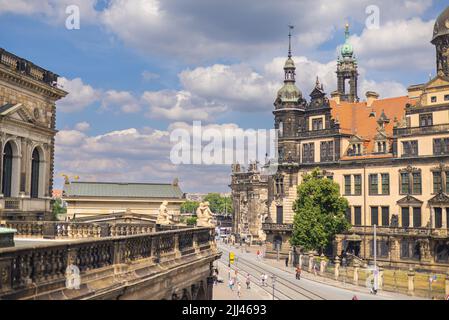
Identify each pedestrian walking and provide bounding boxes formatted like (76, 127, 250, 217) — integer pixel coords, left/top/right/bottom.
(285, 257, 289, 267)
(229, 278, 234, 291)
(261, 273, 265, 287)
(246, 274, 251, 289)
(295, 266, 302, 280)
(313, 263, 318, 276)
(352, 295, 358, 300)
(237, 282, 242, 298)
(256, 250, 260, 260)
(264, 274, 268, 287)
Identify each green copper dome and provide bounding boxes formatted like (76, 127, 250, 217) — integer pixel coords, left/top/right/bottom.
(277, 82, 302, 103)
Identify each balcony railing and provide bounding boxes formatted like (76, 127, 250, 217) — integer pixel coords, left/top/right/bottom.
(4, 221, 156, 239)
(0, 48, 59, 86)
(262, 223, 293, 232)
(0, 227, 215, 296)
(394, 124, 449, 137)
(349, 225, 449, 237)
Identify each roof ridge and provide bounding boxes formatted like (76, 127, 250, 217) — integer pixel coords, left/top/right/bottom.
(70, 181, 173, 186)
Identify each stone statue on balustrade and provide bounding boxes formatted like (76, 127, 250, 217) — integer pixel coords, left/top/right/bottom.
(196, 201, 215, 228)
(157, 201, 171, 225)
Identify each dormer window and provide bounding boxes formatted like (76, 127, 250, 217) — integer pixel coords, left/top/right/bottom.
(376, 141, 387, 153)
(348, 143, 362, 156)
(312, 118, 323, 131)
(419, 113, 433, 127)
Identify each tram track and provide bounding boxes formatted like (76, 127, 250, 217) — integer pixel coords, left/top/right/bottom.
(218, 246, 327, 300)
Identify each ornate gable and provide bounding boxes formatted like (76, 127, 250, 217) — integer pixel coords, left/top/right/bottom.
(1, 103, 38, 125)
(397, 195, 423, 205)
(429, 192, 449, 205)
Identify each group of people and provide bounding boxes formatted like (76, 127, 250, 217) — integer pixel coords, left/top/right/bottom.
(227, 268, 252, 298)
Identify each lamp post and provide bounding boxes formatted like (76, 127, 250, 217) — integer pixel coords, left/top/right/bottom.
(373, 224, 378, 292)
(271, 274, 277, 300)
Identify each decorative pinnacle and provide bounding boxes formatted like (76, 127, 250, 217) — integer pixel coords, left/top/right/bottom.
(288, 25, 294, 58)
(345, 23, 350, 41)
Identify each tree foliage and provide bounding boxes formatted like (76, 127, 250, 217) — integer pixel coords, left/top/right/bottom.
(52, 198, 67, 220)
(180, 201, 200, 214)
(291, 168, 350, 253)
(203, 193, 233, 214)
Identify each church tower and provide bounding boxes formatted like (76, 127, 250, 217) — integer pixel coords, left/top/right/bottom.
(273, 26, 306, 163)
(336, 24, 359, 102)
(431, 6, 449, 77)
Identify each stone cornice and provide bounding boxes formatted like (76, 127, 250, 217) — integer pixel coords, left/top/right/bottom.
(0, 65, 67, 101)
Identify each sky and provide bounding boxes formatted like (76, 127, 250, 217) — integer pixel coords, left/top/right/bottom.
(0, 0, 447, 193)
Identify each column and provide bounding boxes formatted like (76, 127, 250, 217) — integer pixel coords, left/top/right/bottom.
(442, 207, 447, 229)
(408, 268, 415, 296)
(334, 256, 340, 280)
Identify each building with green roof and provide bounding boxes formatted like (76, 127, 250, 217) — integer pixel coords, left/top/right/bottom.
(62, 180, 185, 219)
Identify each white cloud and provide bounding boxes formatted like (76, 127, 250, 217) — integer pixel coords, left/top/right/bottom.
(0, 0, 98, 23)
(101, 90, 141, 113)
(348, 18, 435, 71)
(57, 77, 101, 113)
(141, 70, 160, 81)
(74, 121, 90, 131)
(142, 90, 227, 121)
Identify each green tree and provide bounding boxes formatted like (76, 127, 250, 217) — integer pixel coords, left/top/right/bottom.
(52, 198, 67, 220)
(203, 193, 233, 214)
(291, 168, 350, 253)
(180, 201, 199, 214)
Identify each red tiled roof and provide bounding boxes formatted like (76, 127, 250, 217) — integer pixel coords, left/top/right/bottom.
(329, 96, 418, 157)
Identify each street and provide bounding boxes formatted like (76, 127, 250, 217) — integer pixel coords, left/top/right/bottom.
(214, 242, 423, 300)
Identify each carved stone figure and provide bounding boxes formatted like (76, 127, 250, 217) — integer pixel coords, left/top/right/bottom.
(196, 202, 214, 228)
(157, 201, 170, 225)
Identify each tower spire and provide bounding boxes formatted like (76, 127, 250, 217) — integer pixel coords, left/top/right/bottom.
(288, 25, 294, 58)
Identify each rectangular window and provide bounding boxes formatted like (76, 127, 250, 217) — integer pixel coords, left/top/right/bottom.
(401, 207, 410, 228)
(320, 141, 334, 162)
(403, 141, 418, 156)
(345, 207, 352, 224)
(412, 172, 422, 195)
(371, 207, 379, 226)
(433, 171, 442, 193)
(445, 139, 449, 154)
(431, 96, 437, 103)
(302, 143, 315, 163)
(312, 118, 323, 131)
(413, 207, 422, 228)
(401, 241, 410, 258)
(434, 138, 443, 155)
(381, 174, 390, 195)
(435, 207, 443, 229)
(447, 209, 449, 230)
(354, 206, 362, 226)
(401, 173, 410, 194)
(445, 94, 449, 101)
(344, 175, 351, 195)
(369, 174, 378, 195)
(354, 175, 362, 196)
(419, 113, 433, 127)
(381, 207, 390, 226)
(276, 206, 284, 225)
(446, 171, 449, 193)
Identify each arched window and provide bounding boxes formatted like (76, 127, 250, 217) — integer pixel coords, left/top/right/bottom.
(2, 142, 13, 197)
(435, 243, 449, 263)
(31, 148, 40, 198)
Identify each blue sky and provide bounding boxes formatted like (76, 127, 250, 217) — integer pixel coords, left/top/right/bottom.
(0, 0, 447, 192)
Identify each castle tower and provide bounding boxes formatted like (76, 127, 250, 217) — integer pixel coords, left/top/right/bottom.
(273, 26, 306, 162)
(336, 24, 359, 102)
(431, 6, 449, 77)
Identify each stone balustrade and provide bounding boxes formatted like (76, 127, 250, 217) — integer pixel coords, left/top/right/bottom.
(4, 221, 156, 239)
(0, 227, 216, 299)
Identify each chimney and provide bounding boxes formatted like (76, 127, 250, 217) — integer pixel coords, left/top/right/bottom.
(366, 91, 379, 107)
(330, 90, 341, 105)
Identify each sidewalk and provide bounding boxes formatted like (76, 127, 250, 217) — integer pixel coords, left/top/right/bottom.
(213, 259, 271, 300)
(221, 242, 422, 300)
